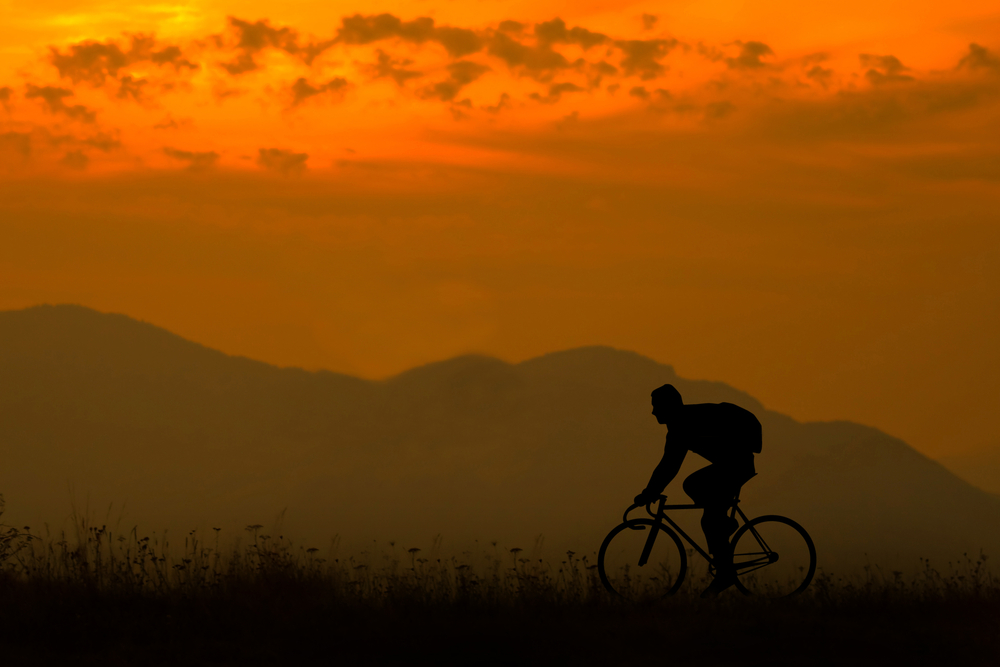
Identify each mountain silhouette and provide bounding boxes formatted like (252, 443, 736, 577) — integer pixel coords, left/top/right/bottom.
(1, 304, 998, 570)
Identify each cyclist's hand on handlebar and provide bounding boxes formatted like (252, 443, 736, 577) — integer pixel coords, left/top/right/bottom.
(633, 489, 659, 506)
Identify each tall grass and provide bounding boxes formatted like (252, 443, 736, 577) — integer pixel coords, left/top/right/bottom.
(0, 495, 997, 606)
(0, 496, 998, 665)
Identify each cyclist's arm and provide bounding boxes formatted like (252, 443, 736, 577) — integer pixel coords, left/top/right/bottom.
(641, 436, 687, 496)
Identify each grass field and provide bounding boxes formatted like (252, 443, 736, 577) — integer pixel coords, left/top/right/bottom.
(0, 501, 998, 666)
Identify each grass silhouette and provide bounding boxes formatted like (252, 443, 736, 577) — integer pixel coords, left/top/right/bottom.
(0, 497, 997, 665)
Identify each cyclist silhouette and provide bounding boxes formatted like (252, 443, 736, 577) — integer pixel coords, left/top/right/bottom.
(634, 384, 762, 596)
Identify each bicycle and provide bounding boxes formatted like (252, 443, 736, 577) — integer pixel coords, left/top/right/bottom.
(598, 493, 816, 599)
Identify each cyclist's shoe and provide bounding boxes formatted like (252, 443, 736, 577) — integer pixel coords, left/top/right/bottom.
(700, 571, 736, 598)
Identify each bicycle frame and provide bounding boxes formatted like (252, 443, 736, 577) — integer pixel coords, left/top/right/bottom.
(626, 496, 756, 567)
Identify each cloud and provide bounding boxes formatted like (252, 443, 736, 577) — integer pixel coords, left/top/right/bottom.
(534, 18, 607, 49)
(434, 27, 483, 58)
(726, 41, 775, 69)
(958, 44, 1000, 72)
(449, 98, 473, 121)
(290, 77, 349, 106)
(628, 85, 669, 102)
(153, 115, 194, 130)
(486, 32, 573, 81)
(336, 14, 482, 57)
(615, 39, 679, 80)
(60, 150, 88, 170)
(116, 75, 148, 102)
(705, 100, 736, 119)
(257, 147, 308, 175)
(363, 50, 422, 85)
(641, 14, 659, 31)
(421, 61, 490, 101)
(25, 84, 96, 122)
(806, 65, 833, 88)
(0, 86, 11, 111)
(529, 82, 584, 104)
(49, 34, 195, 85)
(222, 17, 335, 74)
(149, 45, 198, 71)
(860, 54, 913, 85)
(164, 147, 219, 170)
(50, 39, 129, 84)
(482, 92, 512, 114)
(81, 132, 121, 152)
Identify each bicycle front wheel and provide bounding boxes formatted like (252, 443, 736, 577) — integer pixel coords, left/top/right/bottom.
(598, 519, 687, 600)
(731, 515, 816, 598)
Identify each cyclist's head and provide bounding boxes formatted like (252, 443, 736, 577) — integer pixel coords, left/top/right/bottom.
(651, 384, 683, 423)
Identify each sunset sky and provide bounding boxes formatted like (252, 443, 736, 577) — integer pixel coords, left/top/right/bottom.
(1, 0, 998, 459)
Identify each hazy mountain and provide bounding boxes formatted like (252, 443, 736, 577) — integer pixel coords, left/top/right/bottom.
(937, 444, 1000, 497)
(1, 304, 998, 571)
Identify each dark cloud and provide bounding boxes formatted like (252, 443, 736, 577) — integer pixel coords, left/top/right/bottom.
(290, 77, 349, 106)
(164, 146, 219, 170)
(364, 50, 422, 85)
(149, 46, 199, 71)
(50, 39, 129, 84)
(60, 150, 89, 170)
(421, 61, 489, 101)
(726, 41, 774, 69)
(629, 86, 671, 111)
(257, 147, 308, 175)
(756, 71, 998, 143)
(0, 86, 11, 111)
(482, 92, 512, 114)
(629, 85, 650, 100)
(25, 85, 96, 122)
(958, 44, 1000, 72)
(641, 14, 659, 31)
(153, 115, 194, 130)
(434, 27, 483, 58)
(230, 17, 298, 52)
(529, 81, 584, 104)
(223, 17, 294, 74)
(697, 43, 725, 63)
(806, 65, 833, 88)
(336, 14, 482, 57)
(450, 98, 473, 121)
(534, 18, 607, 49)
(116, 75, 148, 102)
(588, 60, 618, 87)
(486, 32, 573, 81)
(222, 17, 335, 74)
(49, 34, 195, 85)
(705, 101, 736, 119)
(860, 54, 913, 85)
(615, 39, 678, 80)
(81, 132, 121, 152)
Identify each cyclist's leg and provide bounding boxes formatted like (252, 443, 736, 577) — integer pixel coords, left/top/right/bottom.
(683, 466, 750, 575)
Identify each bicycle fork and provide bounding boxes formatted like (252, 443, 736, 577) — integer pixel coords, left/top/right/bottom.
(637, 501, 664, 567)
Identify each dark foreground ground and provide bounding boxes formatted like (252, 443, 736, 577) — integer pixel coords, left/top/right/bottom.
(1, 579, 998, 666)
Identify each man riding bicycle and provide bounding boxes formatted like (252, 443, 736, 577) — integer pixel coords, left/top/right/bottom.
(633, 384, 762, 596)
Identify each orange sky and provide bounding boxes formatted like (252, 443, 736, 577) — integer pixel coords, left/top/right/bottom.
(1, 1, 999, 458)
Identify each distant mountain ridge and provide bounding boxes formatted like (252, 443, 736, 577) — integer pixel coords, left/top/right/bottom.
(1, 304, 998, 570)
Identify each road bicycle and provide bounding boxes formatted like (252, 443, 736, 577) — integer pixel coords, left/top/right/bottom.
(598, 493, 816, 599)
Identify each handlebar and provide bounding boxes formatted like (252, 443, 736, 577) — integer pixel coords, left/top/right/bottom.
(622, 495, 667, 524)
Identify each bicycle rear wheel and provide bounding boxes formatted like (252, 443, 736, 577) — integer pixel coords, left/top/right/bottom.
(731, 515, 816, 598)
(598, 519, 687, 599)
